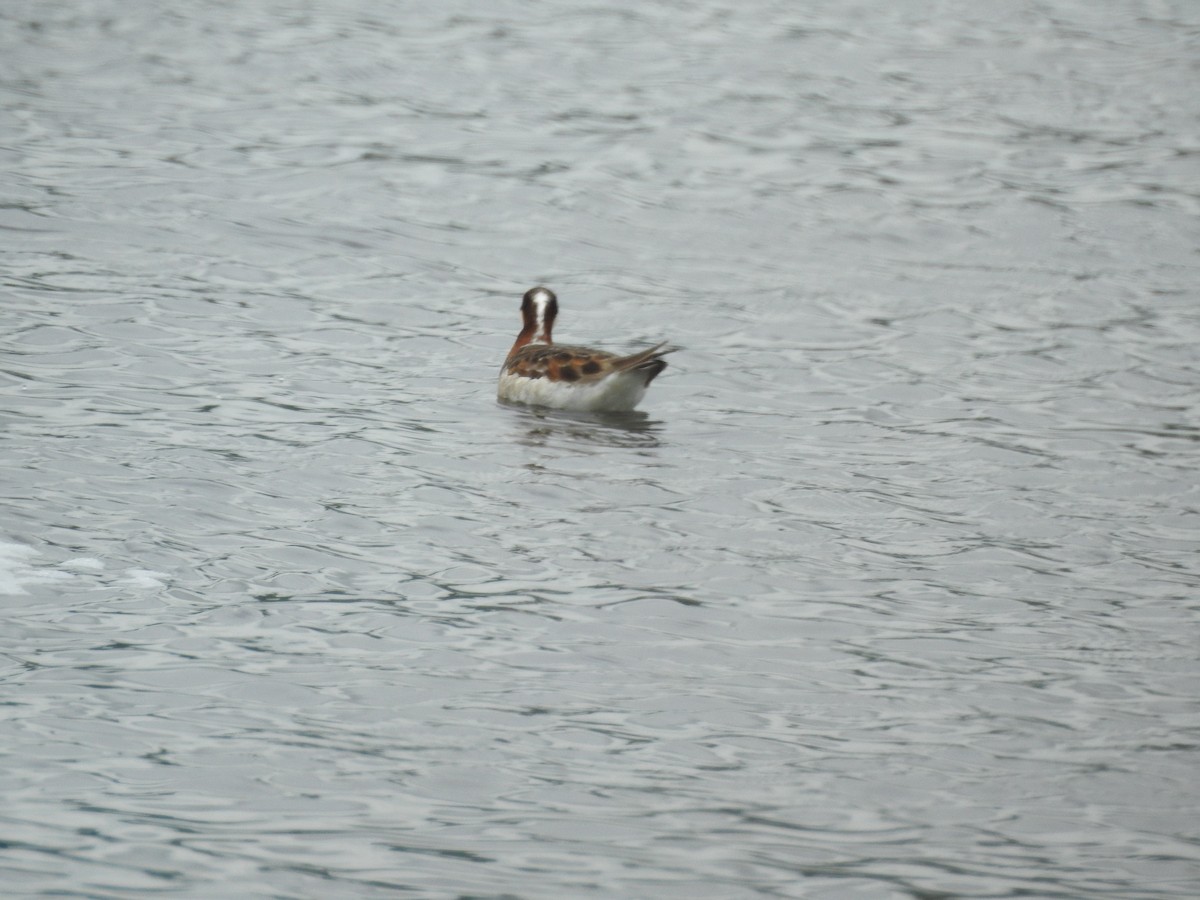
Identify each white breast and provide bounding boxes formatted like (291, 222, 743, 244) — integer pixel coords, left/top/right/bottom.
(497, 369, 649, 412)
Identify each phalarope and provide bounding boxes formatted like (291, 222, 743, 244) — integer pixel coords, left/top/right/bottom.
(498, 286, 674, 412)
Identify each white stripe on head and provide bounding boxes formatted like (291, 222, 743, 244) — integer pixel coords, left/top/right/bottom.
(528, 287, 555, 341)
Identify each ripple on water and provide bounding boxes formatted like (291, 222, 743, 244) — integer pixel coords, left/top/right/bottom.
(3, 0, 1200, 897)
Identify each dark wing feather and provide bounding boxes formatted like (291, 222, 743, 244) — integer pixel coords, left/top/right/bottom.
(506, 342, 675, 385)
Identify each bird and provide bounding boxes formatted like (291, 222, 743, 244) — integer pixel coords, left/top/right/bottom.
(497, 286, 674, 412)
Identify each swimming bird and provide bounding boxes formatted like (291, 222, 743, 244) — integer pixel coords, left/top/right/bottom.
(497, 286, 674, 412)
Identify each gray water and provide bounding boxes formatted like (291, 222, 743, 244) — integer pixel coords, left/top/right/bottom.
(3, 1, 1199, 897)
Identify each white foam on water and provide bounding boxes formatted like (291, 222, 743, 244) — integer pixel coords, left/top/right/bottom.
(124, 569, 169, 589)
(0, 540, 74, 596)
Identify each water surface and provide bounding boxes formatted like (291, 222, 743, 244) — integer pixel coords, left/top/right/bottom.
(3, 1, 1199, 897)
